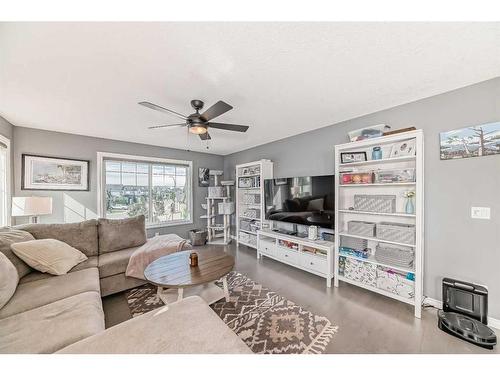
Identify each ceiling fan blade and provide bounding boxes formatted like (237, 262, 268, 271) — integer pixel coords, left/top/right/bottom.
(199, 132, 211, 141)
(200, 101, 233, 121)
(208, 122, 249, 132)
(138, 101, 187, 121)
(148, 123, 186, 130)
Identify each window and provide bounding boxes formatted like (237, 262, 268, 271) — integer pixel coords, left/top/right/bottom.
(0, 136, 10, 227)
(98, 153, 192, 227)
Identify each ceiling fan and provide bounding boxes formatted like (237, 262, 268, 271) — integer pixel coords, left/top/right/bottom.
(139, 99, 249, 140)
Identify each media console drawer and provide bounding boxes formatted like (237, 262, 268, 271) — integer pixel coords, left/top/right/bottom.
(259, 241, 277, 257)
(300, 254, 327, 275)
(276, 248, 299, 265)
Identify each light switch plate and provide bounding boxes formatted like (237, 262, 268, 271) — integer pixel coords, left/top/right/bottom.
(471, 207, 491, 220)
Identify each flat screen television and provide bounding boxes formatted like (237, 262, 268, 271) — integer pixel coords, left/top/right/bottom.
(264, 175, 335, 230)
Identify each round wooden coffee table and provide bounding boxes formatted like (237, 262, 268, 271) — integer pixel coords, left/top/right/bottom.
(144, 248, 234, 305)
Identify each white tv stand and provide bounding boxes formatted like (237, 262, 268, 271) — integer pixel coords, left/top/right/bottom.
(257, 228, 335, 287)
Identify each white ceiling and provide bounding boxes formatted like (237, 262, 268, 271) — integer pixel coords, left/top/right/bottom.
(1, 22, 499, 155)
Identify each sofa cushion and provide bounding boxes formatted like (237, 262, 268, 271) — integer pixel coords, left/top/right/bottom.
(98, 215, 147, 253)
(0, 268, 100, 319)
(0, 291, 105, 354)
(0, 253, 18, 310)
(0, 228, 34, 278)
(57, 296, 251, 354)
(18, 256, 98, 284)
(16, 219, 99, 257)
(98, 246, 138, 278)
(11, 239, 88, 275)
(100, 272, 147, 297)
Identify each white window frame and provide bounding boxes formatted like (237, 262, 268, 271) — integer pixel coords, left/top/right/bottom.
(97, 152, 193, 228)
(0, 135, 11, 227)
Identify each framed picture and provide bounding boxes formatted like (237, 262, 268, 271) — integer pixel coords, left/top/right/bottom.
(198, 167, 210, 187)
(340, 151, 367, 164)
(440, 121, 500, 160)
(22, 154, 89, 191)
(390, 139, 416, 158)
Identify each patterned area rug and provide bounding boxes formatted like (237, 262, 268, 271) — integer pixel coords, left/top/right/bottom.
(126, 271, 338, 354)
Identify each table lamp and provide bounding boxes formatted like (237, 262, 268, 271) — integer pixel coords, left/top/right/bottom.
(11, 196, 53, 224)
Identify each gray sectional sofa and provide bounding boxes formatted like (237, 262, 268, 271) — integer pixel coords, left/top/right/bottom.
(0, 218, 251, 354)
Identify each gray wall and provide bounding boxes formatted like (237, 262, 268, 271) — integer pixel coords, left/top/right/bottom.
(12, 127, 224, 238)
(0, 116, 13, 140)
(224, 77, 500, 317)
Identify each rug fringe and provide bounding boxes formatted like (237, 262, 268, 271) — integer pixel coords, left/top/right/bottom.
(303, 324, 339, 354)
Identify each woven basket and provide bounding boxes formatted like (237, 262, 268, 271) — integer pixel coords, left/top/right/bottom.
(347, 221, 376, 237)
(189, 230, 207, 246)
(354, 195, 396, 213)
(377, 222, 415, 245)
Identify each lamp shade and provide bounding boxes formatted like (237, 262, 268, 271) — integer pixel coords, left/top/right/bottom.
(12, 196, 53, 217)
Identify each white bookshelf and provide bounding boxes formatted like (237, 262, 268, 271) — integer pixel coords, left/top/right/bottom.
(235, 160, 273, 249)
(334, 130, 424, 318)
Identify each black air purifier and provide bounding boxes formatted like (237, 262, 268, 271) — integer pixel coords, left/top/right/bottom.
(438, 278, 496, 349)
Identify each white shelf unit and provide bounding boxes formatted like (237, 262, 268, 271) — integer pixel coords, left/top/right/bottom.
(235, 160, 273, 249)
(334, 130, 424, 318)
(257, 229, 335, 287)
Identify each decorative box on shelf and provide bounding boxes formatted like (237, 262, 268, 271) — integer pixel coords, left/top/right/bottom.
(343, 257, 377, 287)
(376, 267, 415, 299)
(377, 222, 416, 245)
(374, 168, 415, 184)
(340, 171, 373, 185)
(353, 194, 396, 213)
(347, 220, 376, 237)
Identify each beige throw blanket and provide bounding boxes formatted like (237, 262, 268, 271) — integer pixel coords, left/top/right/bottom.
(125, 234, 192, 280)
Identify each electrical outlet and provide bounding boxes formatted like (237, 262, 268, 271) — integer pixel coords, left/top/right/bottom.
(471, 207, 491, 220)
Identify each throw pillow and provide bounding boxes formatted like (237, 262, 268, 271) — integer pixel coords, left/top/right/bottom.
(17, 219, 99, 257)
(10, 239, 88, 276)
(0, 252, 19, 309)
(307, 198, 324, 212)
(98, 215, 147, 253)
(0, 228, 35, 278)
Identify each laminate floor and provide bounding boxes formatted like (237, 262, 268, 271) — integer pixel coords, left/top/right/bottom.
(103, 242, 499, 354)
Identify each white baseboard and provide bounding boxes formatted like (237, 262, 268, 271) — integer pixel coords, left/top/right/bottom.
(423, 297, 500, 330)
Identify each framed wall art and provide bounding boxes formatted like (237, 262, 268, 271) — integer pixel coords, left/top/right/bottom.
(340, 151, 367, 164)
(22, 154, 90, 191)
(440, 121, 500, 160)
(198, 167, 210, 187)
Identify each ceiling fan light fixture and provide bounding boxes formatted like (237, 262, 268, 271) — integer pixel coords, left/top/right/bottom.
(189, 124, 207, 134)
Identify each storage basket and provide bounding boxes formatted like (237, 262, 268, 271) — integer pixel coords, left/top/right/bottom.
(208, 187, 226, 198)
(375, 243, 414, 269)
(347, 220, 376, 237)
(340, 236, 368, 251)
(189, 229, 207, 246)
(242, 194, 260, 204)
(376, 266, 415, 299)
(242, 209, 258, 219)
(344, 258, 377, 287)
(377, 222, 415, 245)
(354, 194, 396, 213)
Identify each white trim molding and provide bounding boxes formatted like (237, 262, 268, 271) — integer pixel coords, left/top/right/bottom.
(423, 297, 500, 330)
(0, 134, 11, 227)
(96, 151, 193, 228)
